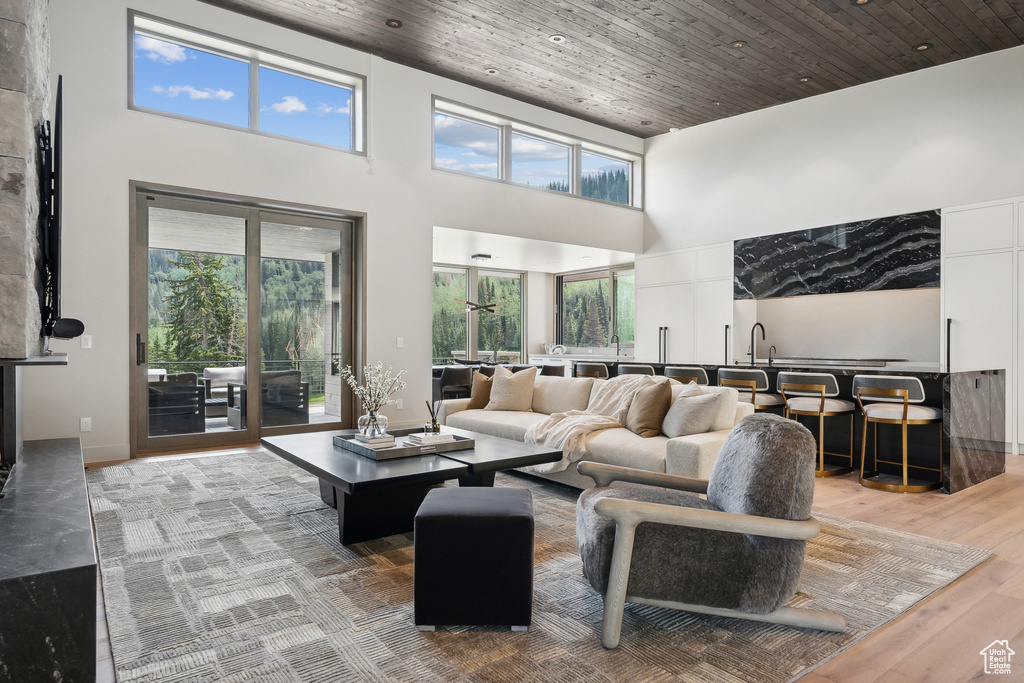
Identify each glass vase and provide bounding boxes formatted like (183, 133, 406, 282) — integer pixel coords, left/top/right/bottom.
(358, 410, 388, 438)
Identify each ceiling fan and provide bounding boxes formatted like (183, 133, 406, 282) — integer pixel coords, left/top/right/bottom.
(453, 297, 504, 314)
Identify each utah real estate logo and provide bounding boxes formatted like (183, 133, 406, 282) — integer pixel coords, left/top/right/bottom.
(980, 640, 1015, 675)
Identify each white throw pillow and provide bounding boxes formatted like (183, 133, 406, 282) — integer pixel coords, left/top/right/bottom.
(661, 391, 721, 438)
(485, 365, 537, 412)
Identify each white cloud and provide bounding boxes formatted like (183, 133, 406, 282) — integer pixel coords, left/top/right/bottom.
(135, 36, 187, 64)
(152, 85, 234, 100)
(434, 157, 498, 175)
(510, 136, 568, 162)
(434, 115, 499, 157)
(315, 102, 350, 115)
(271, 96, 307, 114)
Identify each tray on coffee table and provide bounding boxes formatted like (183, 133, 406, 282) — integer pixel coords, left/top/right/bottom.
(332, 430, 475, 461)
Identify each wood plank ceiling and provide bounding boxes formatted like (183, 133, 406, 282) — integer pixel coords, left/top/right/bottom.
(200, 0, 1024, 137)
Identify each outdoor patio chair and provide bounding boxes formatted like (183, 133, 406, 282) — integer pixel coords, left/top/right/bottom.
(226, 370, 309, 429)
(148, 372, 205, 436)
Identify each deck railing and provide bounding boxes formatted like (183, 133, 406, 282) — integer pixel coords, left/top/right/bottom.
(149, 359, 327, 398)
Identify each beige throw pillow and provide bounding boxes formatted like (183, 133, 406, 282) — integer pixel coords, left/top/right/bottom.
(466, 371, 493, 410)
(625, 379, 673, 438)
(661, 392, 722, 438)
(484, 365, 537, 412)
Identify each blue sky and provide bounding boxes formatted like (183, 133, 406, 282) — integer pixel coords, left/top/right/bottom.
(433, 113, 628, 189)
(133, 34, 352, 149)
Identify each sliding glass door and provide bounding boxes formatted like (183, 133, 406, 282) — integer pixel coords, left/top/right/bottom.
(132, 192, 354, 454)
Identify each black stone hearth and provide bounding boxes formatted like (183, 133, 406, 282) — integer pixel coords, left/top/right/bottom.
(0, 438, 97, 683)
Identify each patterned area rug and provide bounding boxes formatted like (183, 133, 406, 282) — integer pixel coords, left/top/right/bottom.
(87, 451, 991, 682)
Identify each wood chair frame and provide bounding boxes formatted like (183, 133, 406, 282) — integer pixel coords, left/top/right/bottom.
(577, 461, 846, 649)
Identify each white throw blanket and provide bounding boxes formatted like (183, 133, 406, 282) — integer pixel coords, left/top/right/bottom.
(524, 374, 654, 474)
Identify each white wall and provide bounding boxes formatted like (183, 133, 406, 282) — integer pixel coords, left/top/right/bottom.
(645, 44, 1024, 251)
(744, 288, 940, 363)
(24, 0, 643, 462)
(643, 43, 1024, 368)
(526, 270, 554, 355)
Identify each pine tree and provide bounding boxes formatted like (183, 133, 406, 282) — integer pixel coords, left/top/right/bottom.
(165, 252, 245, 363)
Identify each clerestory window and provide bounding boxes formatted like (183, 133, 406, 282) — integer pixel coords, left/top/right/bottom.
(130, 13, 364, 153)
(432, 99, 641, 208)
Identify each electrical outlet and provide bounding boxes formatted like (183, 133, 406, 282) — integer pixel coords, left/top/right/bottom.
(81, 335, 92, 349)
(80, 417, 92, 432)
(396, 399, 403, 410)
(397, 336, 404, 348)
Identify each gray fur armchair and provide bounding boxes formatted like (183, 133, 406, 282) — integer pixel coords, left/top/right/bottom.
(576, 413, 846, 649)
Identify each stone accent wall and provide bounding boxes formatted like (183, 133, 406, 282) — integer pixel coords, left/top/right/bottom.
(0, 0, 47, 358)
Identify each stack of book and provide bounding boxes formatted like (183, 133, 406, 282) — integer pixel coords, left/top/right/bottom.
(406, 432, 456, 446)
(353, 433, 395, 449)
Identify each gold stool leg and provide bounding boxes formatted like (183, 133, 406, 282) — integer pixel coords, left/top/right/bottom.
(819, 413, 825, 472)
(902, 420, 909, 488)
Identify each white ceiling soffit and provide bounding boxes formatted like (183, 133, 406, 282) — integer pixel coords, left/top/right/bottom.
(148, 209, 343, 261)
(432, 226, 635, 274)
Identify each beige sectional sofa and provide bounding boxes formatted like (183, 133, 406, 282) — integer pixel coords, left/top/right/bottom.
(438, 374, 754, 489)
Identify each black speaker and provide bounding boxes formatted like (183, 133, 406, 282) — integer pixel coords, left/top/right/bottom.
(51, 317, 84, 340)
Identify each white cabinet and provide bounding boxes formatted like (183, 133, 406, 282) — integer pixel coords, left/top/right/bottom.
(1019, 251, 1024, 453)
(941, 199, 1018, 450)
(944, 253, 1014, 374)
(635, 283, 695, 363)
(695, 279, 733, 364)
(635, 242, 733, 365)
(944, 202, 1014, 254)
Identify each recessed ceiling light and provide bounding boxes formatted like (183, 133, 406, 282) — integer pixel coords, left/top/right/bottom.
(548, 34, 566, 44)
(610, 98, 629, 107)
(669, 127, 680, 133)
(913, 42, 933, 51)
(798, 76, 812, 83)
(730, 40, 747, 49)
(640, 120, 652, 126)
(483, 67, 499, 75)
(642, 72, 656, 80)
(712, 101, 722, 106)
(385, 18, 402, 29)
(574, 97, 586, 103)
(850, 0, 872, 5)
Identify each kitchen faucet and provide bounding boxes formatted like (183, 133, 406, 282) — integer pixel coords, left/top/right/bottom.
(768, 345, 777, 367)
(750, 323, 765, 366)
(610, 334, 620, 357)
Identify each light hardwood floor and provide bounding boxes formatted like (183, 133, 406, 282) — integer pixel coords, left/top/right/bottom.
(92, 449, 1024, 682)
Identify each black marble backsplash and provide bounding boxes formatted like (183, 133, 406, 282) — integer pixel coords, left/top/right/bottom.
(734, 210, 941, 299)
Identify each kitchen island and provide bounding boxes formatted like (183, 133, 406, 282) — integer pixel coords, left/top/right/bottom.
(535, 357, 1004, 494)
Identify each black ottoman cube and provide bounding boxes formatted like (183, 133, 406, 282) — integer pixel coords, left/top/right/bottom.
(414, 487, 534, 631)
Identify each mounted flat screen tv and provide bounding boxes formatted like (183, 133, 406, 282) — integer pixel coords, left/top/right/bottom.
(37, 75, 83, 341)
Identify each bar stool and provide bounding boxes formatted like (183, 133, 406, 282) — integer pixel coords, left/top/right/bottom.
(664, 366, 709, 384)
(853, 375, 942, 493)
(617, 364, 655, 375)
(777, 371, 855, 477)
(576, 362, 609, 378)
(718, 367, 784, 411)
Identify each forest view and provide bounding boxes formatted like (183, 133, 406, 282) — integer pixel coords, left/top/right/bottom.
(560, 270, 635, 347)
(546, 169, 630, 205)
(431, 269, 523, 364)
(148, 250, 328, 398)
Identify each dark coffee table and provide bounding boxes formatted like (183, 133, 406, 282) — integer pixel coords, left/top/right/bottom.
(261, 428, 560, 545)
